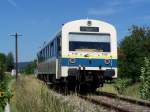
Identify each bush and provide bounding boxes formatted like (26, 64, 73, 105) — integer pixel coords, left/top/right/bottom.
(0, 73, 13, 111)
(0, 53, 13, 111)
(113, 78, 131, 95)
(139, 57, 150, 100)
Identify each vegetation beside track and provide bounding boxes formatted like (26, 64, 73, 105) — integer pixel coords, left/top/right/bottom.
(115, 26, 150, 100)
(98, 82, 140, 99)
(0, 52, 14, 111)
(0, 74, 13, 112)
(10, 75, 74, 112)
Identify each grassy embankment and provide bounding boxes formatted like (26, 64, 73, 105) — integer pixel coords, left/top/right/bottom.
(98, 83, 141, 98)
(10, 75, 74, 112)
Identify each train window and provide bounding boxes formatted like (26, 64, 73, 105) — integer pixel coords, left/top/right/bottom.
(44, 48, 46, 60)
(50, 42, 54, 56)
(41, 50, 43, 61)
(38, 52, 42, 62)
(57, 37, 61, 57)
(48, 45, 50, 57)
(40, 51, 42, 62)
(54, 39, 56, 56)
(45, 47, 47, 59)
(69, 33, 110, 52)
(45, 48, 47, 60)
(47, 45, 48, 57)
(46, 46, 48, 59)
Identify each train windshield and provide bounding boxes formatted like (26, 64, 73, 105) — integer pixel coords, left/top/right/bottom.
(69, 33, 111, 52)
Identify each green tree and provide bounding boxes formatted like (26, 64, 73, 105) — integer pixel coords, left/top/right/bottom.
(118, 26, 150, 82)
(24, 60, 37, 74)
(0, 53, 6, 80)
(139, 57, 150, 100)
(6, 52, 14, 72)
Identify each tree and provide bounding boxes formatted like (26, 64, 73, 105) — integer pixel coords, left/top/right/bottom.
(6, 52, 14, 72)
(0, 53, 6, 66)
(24, 60, 37, 74)
(0, 53, 6, 80)
(118, 26, 150, 82)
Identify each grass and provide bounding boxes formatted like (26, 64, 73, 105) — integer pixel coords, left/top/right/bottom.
(98, 83, 118, 94)
(98, 82, 141, 99)
(10, 75, 74, 112)
(123, 83, 140, 98)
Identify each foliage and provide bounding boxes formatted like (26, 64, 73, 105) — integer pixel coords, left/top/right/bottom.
(139, 57, 150, 100)
(98, 83, 140, 98)
(118, 26, 150, 82)
(6, 52, 14, 72)
(0, 75, 13, 109)
(123, 82, 140, 98)
(0, 52, 14, 73)
(0, 52, 13, 111)
(24, 60, 37, 74)
(113, 78, 131, 95)
(0, 53, 6, 77)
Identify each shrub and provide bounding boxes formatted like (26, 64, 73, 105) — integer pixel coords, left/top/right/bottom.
(0, 73, 13, 111)
(139, 57, 150, 100)
(113, 78, 131, 95)
(0, 52, 13, 111)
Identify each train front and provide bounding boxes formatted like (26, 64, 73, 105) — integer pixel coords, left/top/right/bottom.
(60, 19, 117, 90)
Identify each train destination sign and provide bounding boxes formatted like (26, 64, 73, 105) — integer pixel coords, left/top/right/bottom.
(80, 26, 99, 32)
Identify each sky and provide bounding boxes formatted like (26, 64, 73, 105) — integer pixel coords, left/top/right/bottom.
(0, 0, 150, 62)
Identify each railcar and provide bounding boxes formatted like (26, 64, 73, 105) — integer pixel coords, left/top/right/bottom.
(37, 19, 117, 91)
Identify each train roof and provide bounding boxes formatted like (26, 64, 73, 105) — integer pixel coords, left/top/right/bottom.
(62, 19, 116, 30)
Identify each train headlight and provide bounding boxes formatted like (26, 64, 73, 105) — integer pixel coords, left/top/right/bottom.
(104, 59, 110, 65)
(69, 58, 76, 64)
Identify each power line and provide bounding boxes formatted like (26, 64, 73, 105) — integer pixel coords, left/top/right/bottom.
(10, 32, 22, 81)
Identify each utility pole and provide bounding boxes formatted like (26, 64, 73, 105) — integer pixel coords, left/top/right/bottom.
(10, 32, 22, 81)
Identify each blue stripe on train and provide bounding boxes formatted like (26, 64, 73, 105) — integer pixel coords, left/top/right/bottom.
(60, 58, 117, 67)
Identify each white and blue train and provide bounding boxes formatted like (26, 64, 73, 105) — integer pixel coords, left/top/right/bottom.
(37, 19, 117, 91)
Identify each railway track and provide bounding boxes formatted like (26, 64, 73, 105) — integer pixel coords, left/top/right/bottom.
(97, 91, 150, 107)
(78, 92, 150, 112)
(47, 82, 150, 111)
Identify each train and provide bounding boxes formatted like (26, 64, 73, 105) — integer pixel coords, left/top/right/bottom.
(37, 19, 117, 91)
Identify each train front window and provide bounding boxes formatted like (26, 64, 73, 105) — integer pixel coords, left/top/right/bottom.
(69, 33, 111, 52)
